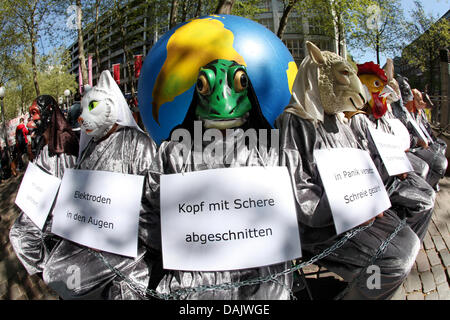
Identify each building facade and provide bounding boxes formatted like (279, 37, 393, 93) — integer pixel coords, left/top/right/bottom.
(68, 0, 339, 95)
(393, 10, 449, 128)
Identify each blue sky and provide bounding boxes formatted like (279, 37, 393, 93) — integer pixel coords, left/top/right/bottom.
(41, 0, 449, 66)
(352, 0, 450, 66)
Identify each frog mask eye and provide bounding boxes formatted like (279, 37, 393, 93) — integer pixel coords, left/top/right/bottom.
(233, 70, 248, 92)
(196, 69, 215, 96)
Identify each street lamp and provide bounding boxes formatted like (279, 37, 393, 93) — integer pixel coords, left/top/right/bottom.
(64, 89, 71, 111)
(0, 86, 11, 168)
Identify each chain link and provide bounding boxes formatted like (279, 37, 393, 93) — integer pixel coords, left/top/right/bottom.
(334, 218, 407, 300)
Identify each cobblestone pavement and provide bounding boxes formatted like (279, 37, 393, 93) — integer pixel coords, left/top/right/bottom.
(0, 172, 58, 299)
(0, 171, 449, 300)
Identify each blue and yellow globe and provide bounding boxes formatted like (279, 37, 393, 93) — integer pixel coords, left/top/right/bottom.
(138, 14, 298, 144)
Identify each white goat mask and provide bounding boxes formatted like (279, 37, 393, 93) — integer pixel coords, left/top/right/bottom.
(286, 42, 366, 123)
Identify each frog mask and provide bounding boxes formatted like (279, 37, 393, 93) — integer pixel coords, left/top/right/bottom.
(195, 59, 252, 129)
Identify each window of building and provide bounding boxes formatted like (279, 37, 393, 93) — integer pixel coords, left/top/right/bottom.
(285, 17, 303, 34)
(283, 38, 304, 60)
(257, 17, 274, 32)
(308, 17, 326, 36)
(257, 0, 272, 11)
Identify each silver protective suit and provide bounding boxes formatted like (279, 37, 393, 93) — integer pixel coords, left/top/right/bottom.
(408, 110, 447, 188)
(275, 112, 420, 299)
(347, 113, 435, 241)
(151, 128, 293, 300)
(42, 127, 158, 300)
(394, 77, 448, 188)
(9, 144, 77, 275)
(274, 47, 420, 299)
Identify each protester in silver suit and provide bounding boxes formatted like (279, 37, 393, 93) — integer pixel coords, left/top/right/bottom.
(42, 71, 158, 300)
(9, 95, 79, 276)
(345, 62, 435, 241)
(382, 59, 430, 179)
(275, 42, 420, 300)
(149, 59, 292, 300)
(396, 75, 447, 190)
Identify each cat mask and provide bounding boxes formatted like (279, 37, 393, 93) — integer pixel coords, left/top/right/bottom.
(78, 71, 120, 140)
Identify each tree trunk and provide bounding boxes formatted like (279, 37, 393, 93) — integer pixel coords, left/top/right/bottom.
(30, 24, 40, 96)
(337, 16, 342, 57)
(76, 0, 88, 87)
(215, 0, 235, 15)
(181, 0, 189, 22)
(195, 0, 202, 17)
(117, 3, 135, 96)
(376, 32, 380, 65)
(428, 47, 434, 94)
(169, 0, 178, 29)
(277, 1, 297, 39)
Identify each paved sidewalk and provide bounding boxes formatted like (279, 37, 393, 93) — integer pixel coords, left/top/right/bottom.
(0, 172, 449, 300)
(391, 176, 450, 300)
(0, 172, 58, 300)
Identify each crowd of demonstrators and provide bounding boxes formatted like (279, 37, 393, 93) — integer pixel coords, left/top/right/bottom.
(9, 94, 79, 277)
(6, 43, 448, 301)
(14, 118, 29, 171)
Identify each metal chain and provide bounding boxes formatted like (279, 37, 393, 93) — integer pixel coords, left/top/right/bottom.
(91, 220, 378, 300)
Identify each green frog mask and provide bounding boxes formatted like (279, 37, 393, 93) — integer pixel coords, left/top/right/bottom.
(195, 59, 252, 129)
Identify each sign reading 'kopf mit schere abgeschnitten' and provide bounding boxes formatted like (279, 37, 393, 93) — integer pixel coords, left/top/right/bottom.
(160, 166, 302, 271)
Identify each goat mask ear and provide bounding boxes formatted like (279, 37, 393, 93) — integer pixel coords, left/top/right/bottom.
(307, 41, 326, 65)
(384, 58, 394, 82)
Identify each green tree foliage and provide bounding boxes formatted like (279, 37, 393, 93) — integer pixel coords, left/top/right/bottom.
(2, 48, 76, 120)
(346, 0, 405, 64)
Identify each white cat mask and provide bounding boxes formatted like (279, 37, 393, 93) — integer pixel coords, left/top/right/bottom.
(79, 71, 121, 140)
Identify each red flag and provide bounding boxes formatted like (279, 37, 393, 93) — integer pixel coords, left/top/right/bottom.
(134, 55, 143, 79)
(113, 63, 121, 84)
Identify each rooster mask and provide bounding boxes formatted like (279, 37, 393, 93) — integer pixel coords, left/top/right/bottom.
(357, 62, 392, 119)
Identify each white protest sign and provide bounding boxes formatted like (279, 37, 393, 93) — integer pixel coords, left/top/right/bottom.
(15, 162, 61, 230)
(386, 118, 411, 151)
(409, 118, 429, 143)
(314, 148, 391, 235)
(368, 127, 413, 176)
(51, 169, 144, 258)
(160, 166, 301, 271)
